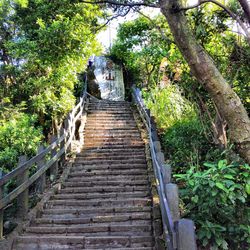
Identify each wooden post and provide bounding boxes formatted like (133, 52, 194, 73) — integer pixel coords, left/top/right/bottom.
(64, 116, 72, 153)
(60, 127, 66, 165)
(150, 116, 159, 141)
(164, 183, 180, 222)
(153, 141, 161, 153)
(156, 152, 165, 165)
(161, 164, 172, 184)
(50, 135, 58, 182)
(37, 145, 46, 193)
(16, 155, 29, 218)
(176, 219, 197, 250)
(0, 170, 3, 240)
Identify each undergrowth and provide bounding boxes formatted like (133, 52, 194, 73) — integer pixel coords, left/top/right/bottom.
(143, 86, 250, 250)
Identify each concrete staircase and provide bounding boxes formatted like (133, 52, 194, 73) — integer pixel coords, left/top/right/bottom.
(12, 100, 155, 249)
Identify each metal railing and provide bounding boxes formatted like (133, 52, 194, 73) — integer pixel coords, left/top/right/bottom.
(132, 86, 197, 250)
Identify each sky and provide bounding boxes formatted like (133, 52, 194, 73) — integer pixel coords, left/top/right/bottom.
(97, 7, 160, 51)
(97, 1, 199, 51)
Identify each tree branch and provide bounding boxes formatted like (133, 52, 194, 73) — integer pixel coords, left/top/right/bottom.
(135, 9, 173, 44)
(79, 0, 159, 8)
(180, 0, 250, 45)
(92, 7, 132, 34)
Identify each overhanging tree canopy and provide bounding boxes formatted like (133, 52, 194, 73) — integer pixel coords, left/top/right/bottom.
(81, 0, 250, 163)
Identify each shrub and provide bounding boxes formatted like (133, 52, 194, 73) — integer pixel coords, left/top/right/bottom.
(175, 160, 250, 249)
(162, 118, 210, 171)
(0, 112, 43, 173)
(143, 85, 197, 129)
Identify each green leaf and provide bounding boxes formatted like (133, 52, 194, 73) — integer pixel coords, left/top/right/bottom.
(246, 184, 250, 195)
(218, 160, 227, 169)
(224, 174, 234, 180)
(221, 239, 228, 249)
(215, 182, 227, 192)
(191, 195, 199, 203)
(204, 162, 215, 168)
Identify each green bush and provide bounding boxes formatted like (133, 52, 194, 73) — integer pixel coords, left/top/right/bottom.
(162, 118, 210, 171)
(175, 160, 250, 249)
(143, 85, 197, 129)
(0, 113, 43, 173)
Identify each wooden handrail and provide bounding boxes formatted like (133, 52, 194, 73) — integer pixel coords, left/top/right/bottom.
(132, 86, 197, 250)
(0, 135, 65, 187)
(0, 77, 88, 239)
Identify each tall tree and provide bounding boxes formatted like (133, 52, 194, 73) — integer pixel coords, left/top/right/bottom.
(0, 0, 103, 134)
(159, 0, 250, 163)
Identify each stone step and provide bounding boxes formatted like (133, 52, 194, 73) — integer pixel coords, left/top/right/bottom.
(53, 191, 150, 200)
(12, 236, 86, 250)
(87, 114, 134, 118)
(83, 133, 141, 138)
(76, 153, 145, 159)
(87, 109, 132, 113)
(87, 112, 134, 116)
(71, 164, 147, 172)
(86, 117, 134, 121)
(88, 101, 130, 105)
(34, 216, 151, 226)
(47, 197, 151, 208)
(68, 169, 148, 178)
(42, 206, 152, 217)
(85, 124, 137, 128)
(25, 224, 152, 236)
(82, 139, 142, 145)
(80, 147, 145, 154)
(85, 236, 154, 248)
(84, 126, 138, 130)
(57, 186, 149, 194)
(85, 127, 140, 131)
(66, 175, 149, 183)
(86, 120, 136, 123)
(74, 158, 146, 164)
(62, 180, 148, 188)
(87, 105, 131, 108)
(12, 235, 153, 249)
(83, 134, 141, 140)
(75, 153, 145, 160)
(87, 105, 131, 109)
(83, 143, 144, 149)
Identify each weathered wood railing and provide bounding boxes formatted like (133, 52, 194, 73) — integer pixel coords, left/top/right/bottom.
(0, 80, 88, 240)
(132, 87, 197, 250)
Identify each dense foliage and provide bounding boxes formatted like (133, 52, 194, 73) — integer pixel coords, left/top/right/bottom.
(0, 102, 43, 173)
(0, 0, 103, 173)
(176, 160, 250, 249)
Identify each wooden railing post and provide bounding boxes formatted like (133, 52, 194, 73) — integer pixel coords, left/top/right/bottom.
(16, 155, 29, 218)
(161, 165, 172, 184)
(36, 145, 46, 193)
(165, 183, 180, 222)
(156, 152, 165, 165)
(50, 135, 58, 181)
(0, 169, 3, 240)
(64, 115, 71, 153)
(60, 127, 66, 165)
(176, 219, 197, 250)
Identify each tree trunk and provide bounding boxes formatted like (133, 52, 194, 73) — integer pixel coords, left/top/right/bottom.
(238, 0, 250, 24)
(160, 0, 250, 163)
